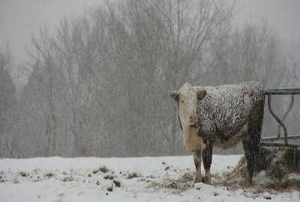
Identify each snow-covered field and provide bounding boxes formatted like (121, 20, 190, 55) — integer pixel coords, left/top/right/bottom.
(0, 155, 299, 202)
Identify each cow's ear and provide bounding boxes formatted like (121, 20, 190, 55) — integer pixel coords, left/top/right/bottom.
(197, 90, 206, 100)
(171, 90, 180, 102)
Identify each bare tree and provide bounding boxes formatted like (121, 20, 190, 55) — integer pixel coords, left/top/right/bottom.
(0, 50, 17, 157)
(207, 22, 286, 86)
(11, 0, 292, 157)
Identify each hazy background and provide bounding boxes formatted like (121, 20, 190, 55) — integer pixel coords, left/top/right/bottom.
(0, 0, 299, 158)
(1, 0, 299, 72)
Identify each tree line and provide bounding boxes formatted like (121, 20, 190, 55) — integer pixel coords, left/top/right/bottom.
(1, 0, 299, 157)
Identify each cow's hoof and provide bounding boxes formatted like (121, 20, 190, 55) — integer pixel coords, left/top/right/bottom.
(194, 176, 204, 183)
(195, 177, 211, 184)
(204, 176, 211, 185)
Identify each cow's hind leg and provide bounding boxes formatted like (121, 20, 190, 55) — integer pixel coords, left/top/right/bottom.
(242, 133, 253, 184)
(242, 99, 265, 184)
(249, 99, 265, 173)
(193, 150, 202, 183)
(202, 143, 213, 184)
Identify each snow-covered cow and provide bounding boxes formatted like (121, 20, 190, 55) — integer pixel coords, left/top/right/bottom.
(171, 81, 265, 184)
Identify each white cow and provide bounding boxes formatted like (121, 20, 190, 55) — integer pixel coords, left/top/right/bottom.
(171, 81, 265, 184)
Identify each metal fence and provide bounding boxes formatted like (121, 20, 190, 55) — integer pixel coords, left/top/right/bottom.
(261, 88, 300, 169)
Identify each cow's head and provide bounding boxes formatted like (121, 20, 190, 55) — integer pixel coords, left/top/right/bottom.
(171, 83, 206, 129)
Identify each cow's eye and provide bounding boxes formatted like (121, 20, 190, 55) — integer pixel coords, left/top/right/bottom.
(181, 100, 184, 104)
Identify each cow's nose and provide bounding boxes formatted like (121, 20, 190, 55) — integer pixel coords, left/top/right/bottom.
(189, 114, 197, 124)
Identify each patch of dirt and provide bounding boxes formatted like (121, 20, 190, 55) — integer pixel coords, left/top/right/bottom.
(113, 180, 121, 187)
(127, 172, 141, 179)
(93, 166, 109, 174)
(44, 173, 54, 178)
(62, 176, 73, 182)
(0, 175, 5, 183)
(104, 175, 114, 180)
(19, 172, 29, 177)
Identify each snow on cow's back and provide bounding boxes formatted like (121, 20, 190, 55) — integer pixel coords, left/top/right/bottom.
(194, 81, 264, 136)
(196, 81, 263, 109)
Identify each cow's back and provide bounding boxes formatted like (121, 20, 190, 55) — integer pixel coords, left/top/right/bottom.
(196, 81, 264, 139)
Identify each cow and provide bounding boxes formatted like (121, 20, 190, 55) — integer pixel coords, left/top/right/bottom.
(171, 81, 265, 184)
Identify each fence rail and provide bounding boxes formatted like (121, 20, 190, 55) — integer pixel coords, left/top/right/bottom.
(261, 88, 300, 169)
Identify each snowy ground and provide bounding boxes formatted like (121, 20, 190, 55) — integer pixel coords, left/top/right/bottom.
(0, 155, 299, 202)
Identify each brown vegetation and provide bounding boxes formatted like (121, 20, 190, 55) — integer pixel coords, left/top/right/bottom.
(221, 148, 300, 191)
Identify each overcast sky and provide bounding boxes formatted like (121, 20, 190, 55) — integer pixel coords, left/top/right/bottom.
(0, 0, 299, 63)
(234, 0, 300, 57)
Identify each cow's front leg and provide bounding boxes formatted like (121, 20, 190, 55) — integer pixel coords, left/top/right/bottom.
(193, 150, 202, 183)
(202, 143, 213, 184)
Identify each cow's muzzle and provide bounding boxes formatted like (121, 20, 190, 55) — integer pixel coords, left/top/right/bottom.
(189, 113, 198, 126)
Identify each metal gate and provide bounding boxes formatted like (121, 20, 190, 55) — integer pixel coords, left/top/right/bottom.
(261, 88, 300, 169)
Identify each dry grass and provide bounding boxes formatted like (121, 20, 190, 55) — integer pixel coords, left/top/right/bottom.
(217, 150, 300, 192)
(148, 171, 195, 193)
(216, 156, 250, 188)
(263, 179, 300, 191)
(283, 148, 300, 173)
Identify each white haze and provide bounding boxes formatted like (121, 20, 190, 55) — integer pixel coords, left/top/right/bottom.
(233, 0, 300, 63)
(0, 0, 101, 60)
